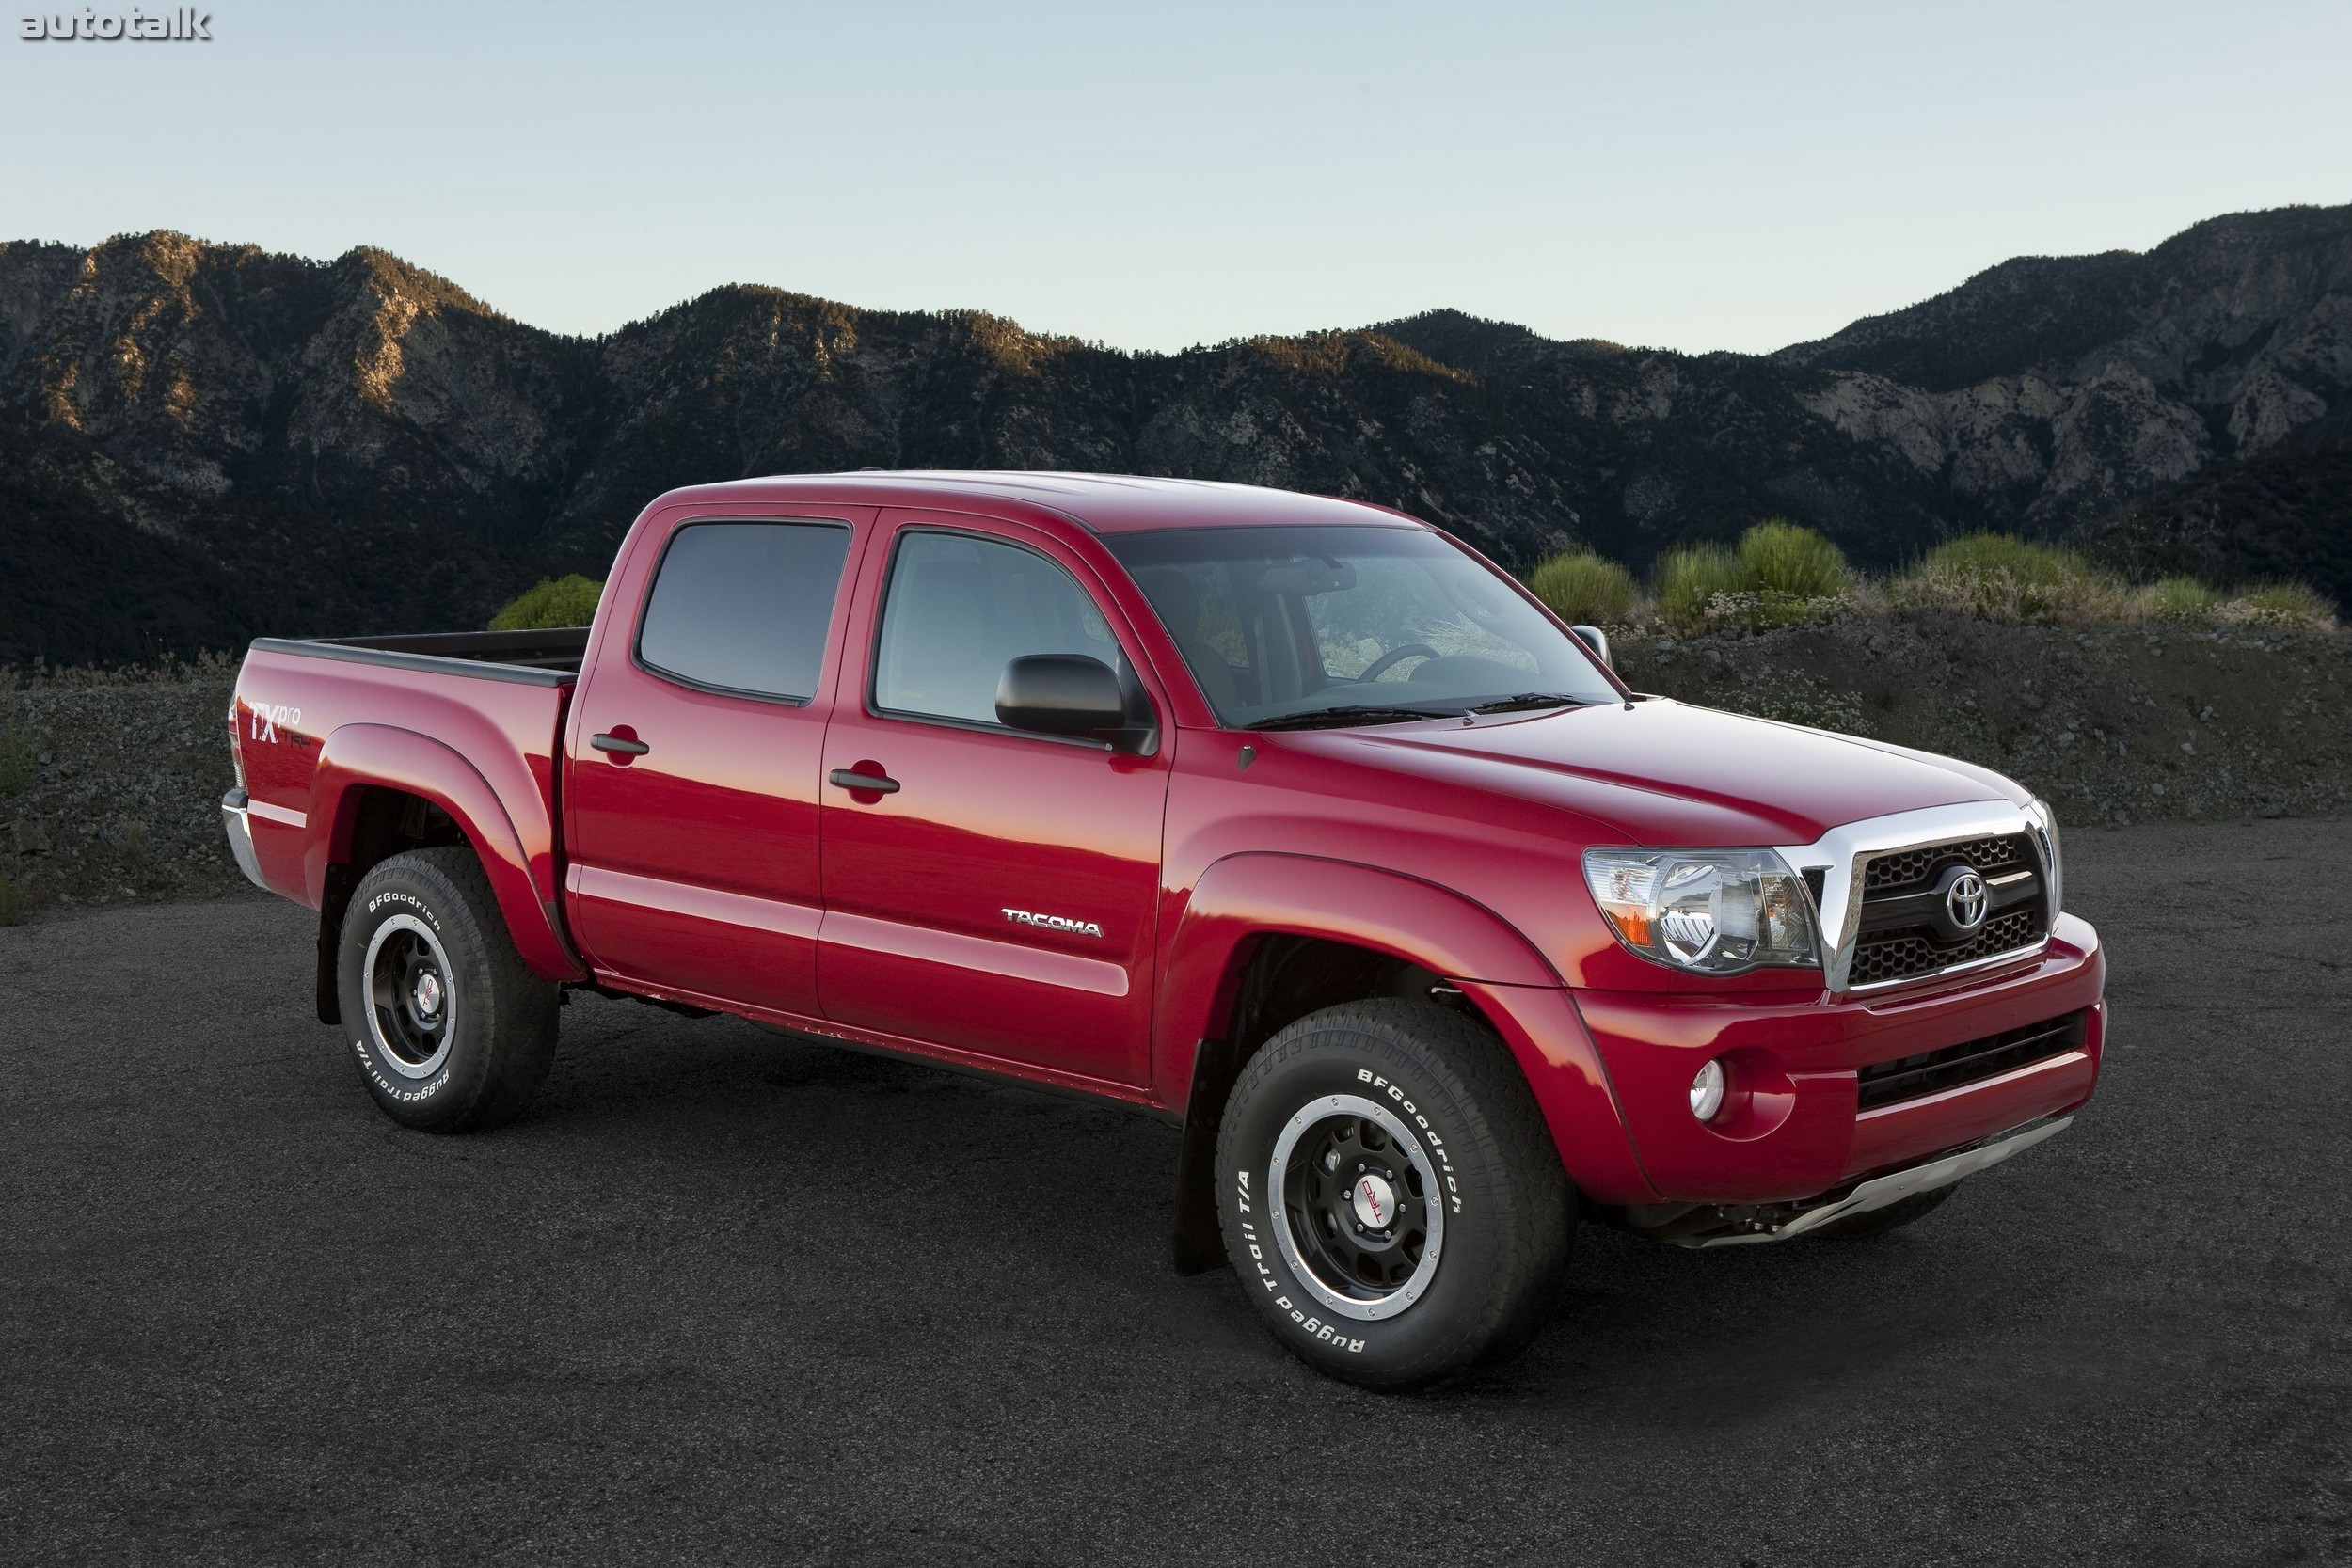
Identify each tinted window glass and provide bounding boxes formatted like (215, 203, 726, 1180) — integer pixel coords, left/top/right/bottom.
(637, 521, 853, 701)
(1105, 524, 1615, 724)
(875, 531, 1122, 725)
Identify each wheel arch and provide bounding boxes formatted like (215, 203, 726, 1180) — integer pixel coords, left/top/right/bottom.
(307, 724, 585, 1024)
(1159, 853, 1644, 1272)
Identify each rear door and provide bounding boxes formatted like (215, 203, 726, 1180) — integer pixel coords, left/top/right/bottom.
(564, 507, 875, 1015)
(815, 511, 1173, 1086)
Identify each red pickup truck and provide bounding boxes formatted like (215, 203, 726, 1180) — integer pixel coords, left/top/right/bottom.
(223, 471, 2105, 1388)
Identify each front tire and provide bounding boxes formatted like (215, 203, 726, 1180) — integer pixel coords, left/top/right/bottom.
(336, 847, 557, 1132)
(1215, 1000, 1574, 1390)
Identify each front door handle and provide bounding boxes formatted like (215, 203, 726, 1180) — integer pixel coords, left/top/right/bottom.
(828, 768, 899, 794)
(591, 732, 650, 756)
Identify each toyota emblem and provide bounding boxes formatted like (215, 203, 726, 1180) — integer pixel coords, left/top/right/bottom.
(1946, 868, 1989, 931)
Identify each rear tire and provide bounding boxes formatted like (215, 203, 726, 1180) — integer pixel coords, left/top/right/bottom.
(1809, 1183, 1957, 1240)
(336, 847, 557, 1132)
(1215, 999, 1574, 1391)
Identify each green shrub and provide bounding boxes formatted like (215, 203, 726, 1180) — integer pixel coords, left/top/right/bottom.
(0, 866, 22, 927)
(490, 575, 604, 631)
(1739, 518, 1850, 599)
(1653, 544, 1747, 629)
(1890, 532, 2130, 623)
(2147, 576, 2225, 621)
(1653, 522, 1851, 631)
(2220, 580, 2337, 631)
(1528, 550, 1638, 625)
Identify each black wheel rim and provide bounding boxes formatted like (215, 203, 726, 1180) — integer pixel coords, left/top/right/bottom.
(364, 914, 455, 1080)
(1270, 1093, 1445, 1323)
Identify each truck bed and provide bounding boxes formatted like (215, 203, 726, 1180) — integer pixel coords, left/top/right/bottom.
(247, 628, 590, 686)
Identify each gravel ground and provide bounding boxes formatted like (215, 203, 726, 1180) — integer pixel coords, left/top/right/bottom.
(2, 819, 2345, 1565)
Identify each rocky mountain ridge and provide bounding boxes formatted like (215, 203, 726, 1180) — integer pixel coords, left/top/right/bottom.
(2, 205, 2347, 663)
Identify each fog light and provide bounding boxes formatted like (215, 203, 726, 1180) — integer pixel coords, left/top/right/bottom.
(1689, 1059, 1726, 1122)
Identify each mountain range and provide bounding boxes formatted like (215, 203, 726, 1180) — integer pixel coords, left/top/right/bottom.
(3, 204, 2346, 664)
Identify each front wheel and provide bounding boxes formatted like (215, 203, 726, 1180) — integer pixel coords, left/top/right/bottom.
(1215, 1000, 1574, 1390)
(336, 847, 558, 1132)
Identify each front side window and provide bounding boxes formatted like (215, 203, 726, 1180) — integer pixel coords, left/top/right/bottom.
(874, 531, 1123, 726)
(636, 521, 854, 702)
(1105, 525, 1616, 726)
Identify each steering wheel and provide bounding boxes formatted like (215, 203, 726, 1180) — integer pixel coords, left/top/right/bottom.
(1358, 642, 1439, 682)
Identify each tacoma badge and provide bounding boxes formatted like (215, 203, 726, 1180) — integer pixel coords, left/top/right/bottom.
(1002, 907, 1104, 939)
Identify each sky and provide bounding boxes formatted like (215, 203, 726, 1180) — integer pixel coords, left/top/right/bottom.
(4, 0, 2348, 356)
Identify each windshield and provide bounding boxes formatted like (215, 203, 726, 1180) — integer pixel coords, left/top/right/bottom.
(1104, 525, 1618, 727)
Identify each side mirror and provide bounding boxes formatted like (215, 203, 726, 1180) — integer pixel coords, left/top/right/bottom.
(1571, 624, 1613, 670)
(995, 655, 1154, 753)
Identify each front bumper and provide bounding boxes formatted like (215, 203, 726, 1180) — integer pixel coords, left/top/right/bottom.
(220, 788, 270, 891)
(1568, 913, 2105, 1206)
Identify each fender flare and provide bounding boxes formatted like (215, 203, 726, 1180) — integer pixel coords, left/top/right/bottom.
(1158, 852, 1649, 1269)
(307, 723, 585, 984)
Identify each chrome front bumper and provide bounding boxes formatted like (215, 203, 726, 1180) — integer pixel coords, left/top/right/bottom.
(220, 788, 269, 891)
(1648, 1114, 2075, 1248)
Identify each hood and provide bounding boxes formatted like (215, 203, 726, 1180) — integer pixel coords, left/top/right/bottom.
(1295, 698, 2022, 847)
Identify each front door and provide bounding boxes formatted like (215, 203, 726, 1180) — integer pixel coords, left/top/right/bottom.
(816, 514, 1172, 1086)
(565, 508, 874, 1016)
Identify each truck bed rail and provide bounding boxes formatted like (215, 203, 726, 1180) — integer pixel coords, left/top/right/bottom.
(247, 628, 589, 687)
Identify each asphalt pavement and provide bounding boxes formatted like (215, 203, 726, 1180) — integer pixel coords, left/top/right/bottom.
(3, 819, 2345, 1565)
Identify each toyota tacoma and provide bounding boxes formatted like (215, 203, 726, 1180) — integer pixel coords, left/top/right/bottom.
(222, 471, 2105, 1389)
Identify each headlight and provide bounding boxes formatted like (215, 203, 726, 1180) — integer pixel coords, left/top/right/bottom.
(2025, 795, 2062, 920)
(1581, 847, 1820, 974)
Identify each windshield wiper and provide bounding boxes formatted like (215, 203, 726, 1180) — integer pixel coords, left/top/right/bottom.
(1466, 692, 1593, 714)
(1243, 703, 1472, 731)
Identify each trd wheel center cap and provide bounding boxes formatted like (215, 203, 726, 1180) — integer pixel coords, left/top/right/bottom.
(413, 971, 444, 1019)
(1350, 1173, 1399, 1232)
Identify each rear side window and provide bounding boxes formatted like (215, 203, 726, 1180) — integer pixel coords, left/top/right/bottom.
(873, 531, 1122, 726)
(636, 521, 853, 702)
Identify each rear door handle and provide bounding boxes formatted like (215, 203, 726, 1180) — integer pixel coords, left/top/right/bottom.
(828, 768, 899, 794)
(591, 733, 650, 756)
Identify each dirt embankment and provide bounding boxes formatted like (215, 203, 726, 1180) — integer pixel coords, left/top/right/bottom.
(1, 618, 2344, 920)
(2, 669, 245, 916)
(1621, 615, 2351, 825)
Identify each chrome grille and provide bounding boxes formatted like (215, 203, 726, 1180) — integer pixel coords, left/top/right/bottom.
(1849, 907, 2042, 988)
(1779, 802, 2060, 995)
(1847, 832, 2046, 988)
(1863, 834, 2032, 894)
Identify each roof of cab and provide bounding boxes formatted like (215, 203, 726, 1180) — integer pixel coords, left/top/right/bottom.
(646, 470, 1428, 535)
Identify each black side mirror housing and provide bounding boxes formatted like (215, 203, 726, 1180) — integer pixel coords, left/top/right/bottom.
(996, 655, 1156, 754)
(1571, 624, 1613, 669)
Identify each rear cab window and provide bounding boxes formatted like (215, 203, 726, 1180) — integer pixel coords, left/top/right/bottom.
(636, 521, 855, 702)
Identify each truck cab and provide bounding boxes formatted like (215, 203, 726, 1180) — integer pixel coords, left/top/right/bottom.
(224, 471, 2105, 1389)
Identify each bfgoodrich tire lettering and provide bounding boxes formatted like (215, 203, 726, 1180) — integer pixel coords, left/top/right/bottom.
(336, 847, 558, 1132)
(1215, 999, 1574, 1390)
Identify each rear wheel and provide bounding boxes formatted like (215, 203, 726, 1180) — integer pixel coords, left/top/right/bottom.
(1215, 1000, 1574, 1390)
(336, 847, 557, 1132)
